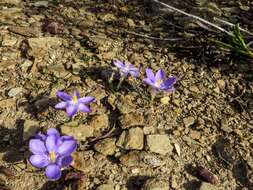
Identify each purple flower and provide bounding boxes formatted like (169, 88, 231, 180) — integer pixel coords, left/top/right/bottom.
(113, 60, 139, 78)
(29, 128, 77, 181)
(143, 68, 176, 92)
(55, 91, 95, 118)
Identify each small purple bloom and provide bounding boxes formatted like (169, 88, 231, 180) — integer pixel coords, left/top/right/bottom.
(29, 128, 77, 181)
(113, 60, 139, 78)
(55, 91, 95, 118)
(143, 68, 176, 92)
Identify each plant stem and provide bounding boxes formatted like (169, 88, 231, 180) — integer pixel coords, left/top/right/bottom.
(116, 76, 125, 91)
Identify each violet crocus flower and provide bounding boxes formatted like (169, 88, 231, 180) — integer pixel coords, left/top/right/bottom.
(143, 68, 176, 93)
(29, 128, 77, 181)
(55, 91, 95, 118)
(113, 60, 139, 78)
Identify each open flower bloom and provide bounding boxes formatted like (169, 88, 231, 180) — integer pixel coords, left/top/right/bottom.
(143, 68, 177, 93)
(113, 60, 139, 78)
(29, 128, 77, 181)
(55, 91, 95, 118)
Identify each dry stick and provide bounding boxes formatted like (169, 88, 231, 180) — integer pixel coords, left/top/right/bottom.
(151, 0, 233, 36)
(214, 17, 253, 36)
(125, 30, 182, 41)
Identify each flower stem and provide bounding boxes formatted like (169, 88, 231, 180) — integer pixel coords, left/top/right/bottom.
(116, 76, 125, 91)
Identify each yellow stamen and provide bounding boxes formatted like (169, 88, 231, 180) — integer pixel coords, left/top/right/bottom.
(72, 95, 78, 104)
(155, 79, 163, 88)
(49, 152, 56, 163)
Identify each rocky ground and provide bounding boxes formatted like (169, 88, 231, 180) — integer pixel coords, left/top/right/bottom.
(0, 0, 253, 190)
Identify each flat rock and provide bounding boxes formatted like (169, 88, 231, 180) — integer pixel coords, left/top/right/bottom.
(90, 114, 109, 136)
(96, 184, 114, 190)
(120, 111, 145, 129)
(183, 116, 195, 127)
(119, 151, 142, 166)
(0, 0, 21, 5)
(8, 87, 23, 97)
(61, 125, 94, 141)
(94, 138, 117, 155)
(142, 178, 169, 190)
(116, 127, 144, 150)
(199, 182, 218, 190)
(146, 134, 173, 155)
(23, 120, 39, 141)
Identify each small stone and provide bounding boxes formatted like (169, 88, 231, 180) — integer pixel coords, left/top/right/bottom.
(8, 87, 23, 97)
(96, 184, 114, 190)
(119, 151, 142, 166)
(116, 127, 144, 150)
(142, 178, 169, 190)
(0, 0, 21, 5)
(199, 182, 218, 190)
(90, 114, 109, 135)
(94, 138, 117, 156)
(32, 1, 48, 7)
(189, 85, 199, 93)
(146, 135, 173, 155)
(183, 116, 195, 127)
(174, 143, 181, 156)
(217, 79, 225, 89)
(189, 130, 201, 140)
(160, 96, 170, 104)
(213, 87, 220, 94)
(120, 112, 145, 129)
(61, 125, 94, 141)
(2, 35, 18, 47)
(126, 18, 135, 27)
(23, 120, 39, 141)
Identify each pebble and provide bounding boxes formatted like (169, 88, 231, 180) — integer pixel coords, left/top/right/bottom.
(8, 87, 23, 97)
(61, 124, 94, 141)
(183, 116, 195, 127)
(142, 178, 169, 190)
(146, 134, 173, 155)
(96, 184, 114, 190)
(23, 119, 39, 141)
(94, 138, 117, 156)
(120, 112, 145, 129)
(116, 127, 144, 150)
(199, 182, 218, 190)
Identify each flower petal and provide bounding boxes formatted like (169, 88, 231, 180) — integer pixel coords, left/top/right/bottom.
(79, 104, 91, 113)
(45, 164, 62, 181)
(161, 77, 177, 90)
(47, 128, 60, 137)
(113, 60, 125, 69)
(155, 69, 166, 80)
(46, 135, 58, 152)
(29, 139, 47, 155)
(57, 155, 73, 167)
(130, 70, 139, 78)
(57, 140, 76, 156)
(55, 102, 68, 109)
(29, 154, 49, 168)
(56, 91, 71, 101)
(66, 105, 78, 118)
(145, 68, 155, 81)
(34, 132, 46, 141)
(78, 96, 95, 104)
(61, 135, 74, 141)
(143, 78, 155, 87)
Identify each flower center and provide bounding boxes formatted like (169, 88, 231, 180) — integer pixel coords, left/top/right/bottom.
(154, 79, 163, 88)
(49, 151, 57, 163)
(72, 95, 78, 104)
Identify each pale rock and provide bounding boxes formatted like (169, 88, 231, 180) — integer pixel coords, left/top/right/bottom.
(23, 120, 39, 141)
(142, 178, 169, 190)
(116, 127, 144, 150)
(61, 125, 94, 141)
(146, 134, 173, 155)
(94, 138, 117, 155)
